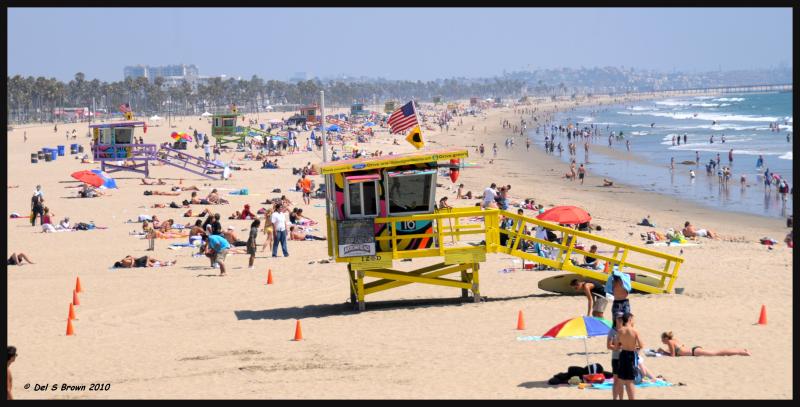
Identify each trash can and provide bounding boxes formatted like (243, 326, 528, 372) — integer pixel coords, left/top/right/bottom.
(38, 151, 46, 160)
(50, 149, 58, 161)
(70, 143, 79, 154)
(78, 145, 84, 153)
(260, 124, 266, 130)
(31, 153, 38, 163)
(57, 145, 66, 156)
(43, 150, 52, 162)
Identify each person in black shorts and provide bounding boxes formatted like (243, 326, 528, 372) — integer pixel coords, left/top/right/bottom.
(615, 313, 642, 400)
(606, 313, 624, 400)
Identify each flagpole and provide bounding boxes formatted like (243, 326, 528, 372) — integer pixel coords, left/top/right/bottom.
(412, 99, 423, 149)
(320, 91, 328, 162)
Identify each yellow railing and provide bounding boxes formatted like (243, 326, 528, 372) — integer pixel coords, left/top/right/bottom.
(332, 207, 683, 294)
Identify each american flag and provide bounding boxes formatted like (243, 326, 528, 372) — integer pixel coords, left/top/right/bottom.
(119, 103, 131, 113)
(387, 101, 419, 134)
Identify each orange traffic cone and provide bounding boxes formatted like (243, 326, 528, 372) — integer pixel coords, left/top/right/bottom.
(267, 269, 274, 285)
(604, 261, 610, 273)
(68, 303, 76, 320)
(293, 320, 303, 341)
(75, 276, 83, 293)
(517, 310, 526, 330)
(66, 319, 75, 336)
(758, 305, 767, 325)
(72, 290, 80, 306)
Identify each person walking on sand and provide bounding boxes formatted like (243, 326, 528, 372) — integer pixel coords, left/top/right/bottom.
(626, 139, 630, 151)
(670, 157, 675, 171)
(271, 203, 289, 258)
(614, 313, 643, 400)
(7, 346, 16, 400)
(526, 139, 530, 151)
(30, 186, 44, 226)
(247, 218, 260, 269)
(492, 143, 498, 158)
(300, 174, 312, 205)
(578, 164, 586, 185)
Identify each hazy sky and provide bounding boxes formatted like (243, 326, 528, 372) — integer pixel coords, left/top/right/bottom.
(7, 8, 793, 82)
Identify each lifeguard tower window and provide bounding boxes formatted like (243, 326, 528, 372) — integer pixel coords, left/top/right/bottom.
(114, 127, 133, 144)
(386, 172, 435, 215)
(222, 118, 236, 127)
(99, 128, 113, 144)
(213, 118, 221, 127)
(345, 180, 379, 218)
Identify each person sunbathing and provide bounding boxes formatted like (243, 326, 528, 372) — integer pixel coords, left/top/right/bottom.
(172, 185, 200, 192)
(602, 179, 614, 187)
(289, 225, 326, 241)
(657, 331, 749, 356)
(141, 178, 167, 185)
(8, 252, 34, 265)
(206, 189, 229, 205)
(113, 255, 177, 268)
(144, 190, 180, 196)
(189, 191, 210, 205)
(682, 221, 716, 239)
(289, 208, 315, 225)
(223, 227, 248, 247)
(151, 202, 189, 209)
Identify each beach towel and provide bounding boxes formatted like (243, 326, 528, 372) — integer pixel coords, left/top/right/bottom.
(644, 349, 664, 357)
(588, 380, 673, 390)
(650, 242, 700, 247)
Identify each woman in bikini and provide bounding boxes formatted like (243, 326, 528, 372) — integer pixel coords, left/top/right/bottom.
(657, 331, 750, 357)
(261, 209, 274, 253)
(113, 255, 177, 268)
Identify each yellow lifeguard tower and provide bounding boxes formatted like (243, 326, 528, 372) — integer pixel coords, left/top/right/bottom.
(320, 148, 684, 311)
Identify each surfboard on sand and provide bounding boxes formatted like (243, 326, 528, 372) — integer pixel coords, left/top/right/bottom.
(538, 272, 662, 295)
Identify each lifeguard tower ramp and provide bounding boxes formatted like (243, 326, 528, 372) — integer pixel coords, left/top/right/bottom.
(320, 148, 684, 311)
(155, 145, 227, 179)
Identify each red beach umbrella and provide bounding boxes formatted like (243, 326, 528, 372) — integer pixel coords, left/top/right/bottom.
(70, 170, 105, 188)
(536, 206, 591, 225)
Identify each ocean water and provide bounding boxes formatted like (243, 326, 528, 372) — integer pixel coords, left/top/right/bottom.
(531, 92, 793, 218)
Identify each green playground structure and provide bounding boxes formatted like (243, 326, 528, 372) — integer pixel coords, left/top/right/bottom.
(211, 113, 272, 146)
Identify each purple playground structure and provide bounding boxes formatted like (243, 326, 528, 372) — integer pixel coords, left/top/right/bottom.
(90, 121, 226, 179)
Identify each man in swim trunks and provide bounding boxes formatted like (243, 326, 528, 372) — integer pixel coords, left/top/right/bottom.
(605, 271, 631, 325)
(615, 313, 642, 400)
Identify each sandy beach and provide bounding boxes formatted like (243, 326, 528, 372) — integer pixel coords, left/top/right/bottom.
(6, 94, 792, 399)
